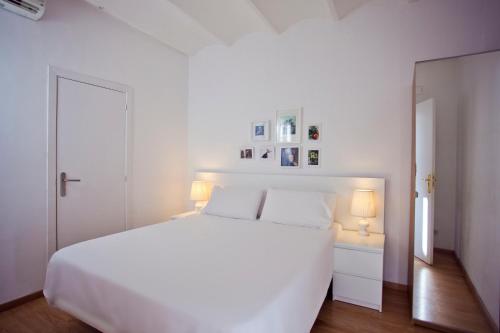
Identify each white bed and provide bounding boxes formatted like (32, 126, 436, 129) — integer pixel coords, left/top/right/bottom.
(44, 214, 336, 333)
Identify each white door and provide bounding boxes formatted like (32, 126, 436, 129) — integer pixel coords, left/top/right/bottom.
(56, 77, 127, 249)
(414, 98, 436, 265)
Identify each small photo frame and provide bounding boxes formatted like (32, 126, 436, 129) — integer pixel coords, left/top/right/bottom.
(240, 146, 254, 159)
(251, 121, 270, 142)
(305, 148, 321, 167)
(306, 123, 321, 142)
(258, 145, 275, 160)
(280, 146, 300, 167)
(276, 108, 302, 144)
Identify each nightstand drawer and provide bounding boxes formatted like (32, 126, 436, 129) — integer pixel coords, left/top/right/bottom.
(333, 273, 382, 310)
(334, 248, 382, 279)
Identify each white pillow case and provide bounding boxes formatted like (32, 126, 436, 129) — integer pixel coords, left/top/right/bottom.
(260, 189, 337, 229)
(202, 186, 264, 220)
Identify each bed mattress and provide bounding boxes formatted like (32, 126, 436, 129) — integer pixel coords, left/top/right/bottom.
(44, 214, 335, 333)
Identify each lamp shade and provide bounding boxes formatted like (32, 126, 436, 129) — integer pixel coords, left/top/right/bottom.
(190, 181, 209, 201)
(351, 189, 376, 218)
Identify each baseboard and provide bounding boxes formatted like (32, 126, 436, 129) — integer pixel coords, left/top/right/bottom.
(383, 280, 408, 292)
(455, 256, 498, 333)
(0, 290, 43, 313)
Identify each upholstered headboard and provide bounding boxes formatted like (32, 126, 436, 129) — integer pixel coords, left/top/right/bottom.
(195, 171, 385, 234)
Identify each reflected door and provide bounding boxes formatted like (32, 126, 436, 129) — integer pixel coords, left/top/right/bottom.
(414, 98, 436, 265)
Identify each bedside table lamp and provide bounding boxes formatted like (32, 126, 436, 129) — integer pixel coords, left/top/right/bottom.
(190, 181, 209, 212)
(351, 189, 376, 237)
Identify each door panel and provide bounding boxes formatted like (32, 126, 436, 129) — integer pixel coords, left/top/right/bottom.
(414, 98, 436, 265)
(56, 77, 127, 249)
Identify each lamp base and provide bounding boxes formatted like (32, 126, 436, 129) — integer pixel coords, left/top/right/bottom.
(194, 200, 207, 212)
(358, 219, 370, 237)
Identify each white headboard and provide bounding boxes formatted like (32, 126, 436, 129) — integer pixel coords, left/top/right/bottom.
(195, 172, 386, 234)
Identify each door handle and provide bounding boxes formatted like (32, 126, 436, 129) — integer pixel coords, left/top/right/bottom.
(424, 174, 436, 194)
(60, 172, 80, 197)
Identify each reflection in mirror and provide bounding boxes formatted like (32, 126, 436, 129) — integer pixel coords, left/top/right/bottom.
(412, 50, 500, 333)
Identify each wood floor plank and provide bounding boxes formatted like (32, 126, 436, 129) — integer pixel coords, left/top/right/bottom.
(0, 298, 97, 333)
(413, 252, 493, 333)
(0, 288, 437, 333)
(313, 288, 436, 333)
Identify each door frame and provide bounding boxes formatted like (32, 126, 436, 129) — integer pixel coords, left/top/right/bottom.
(46, 66, 134, 261)
(407, 66, 416, 305)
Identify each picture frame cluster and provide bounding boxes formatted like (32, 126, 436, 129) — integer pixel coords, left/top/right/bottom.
(240, 108, 322, 168)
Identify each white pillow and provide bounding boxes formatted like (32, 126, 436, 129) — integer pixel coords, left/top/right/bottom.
(260, 189, 336, 229)
(202, 186, 264, 220)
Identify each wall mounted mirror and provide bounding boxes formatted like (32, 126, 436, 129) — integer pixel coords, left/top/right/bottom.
(409, 50, 500, 333)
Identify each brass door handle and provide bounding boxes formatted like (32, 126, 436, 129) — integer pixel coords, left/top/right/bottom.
(60, 172, 80, 197)
(424, 174, 436, 194)
(425, 175, 431, 193)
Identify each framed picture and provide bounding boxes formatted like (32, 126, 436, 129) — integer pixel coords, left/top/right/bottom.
(240, 146, 254, 159)
(258, 145, 275, 160)
(305, 148, 321, 167)
(280, 146, 300, 167)
(251, 120, 270, 141)
(306, 123, 321, 142)
(276, 108, 302, 144)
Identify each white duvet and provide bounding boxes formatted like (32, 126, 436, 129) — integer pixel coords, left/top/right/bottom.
(44, 214, 335, 333)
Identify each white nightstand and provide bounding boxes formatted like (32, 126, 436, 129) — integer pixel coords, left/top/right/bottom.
(332, 224, 385, 312)
(170, 211, 199, 220)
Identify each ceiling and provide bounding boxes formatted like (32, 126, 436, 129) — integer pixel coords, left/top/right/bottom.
(85, 0, 373, 55)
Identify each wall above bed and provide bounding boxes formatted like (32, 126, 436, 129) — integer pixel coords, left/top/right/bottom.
(187, 0, 500, 284)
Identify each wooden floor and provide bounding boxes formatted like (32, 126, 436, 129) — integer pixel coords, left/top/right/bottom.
(0, 288, 437, 333)
(413, 252, 493, 333)
(312, 288, 436, 333)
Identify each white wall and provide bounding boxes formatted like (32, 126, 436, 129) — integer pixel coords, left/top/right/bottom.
(456, 52, 500, 328)
(415, 60, 459, 251)
(188, 0, 500, 284)
(0, 0, 188, 304)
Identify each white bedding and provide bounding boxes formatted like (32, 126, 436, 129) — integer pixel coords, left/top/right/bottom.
(44, 214, 335, 333)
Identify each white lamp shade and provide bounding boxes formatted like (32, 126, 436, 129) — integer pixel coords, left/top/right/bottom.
(190, 181, 209, 201)
(351, 189, 376, 218)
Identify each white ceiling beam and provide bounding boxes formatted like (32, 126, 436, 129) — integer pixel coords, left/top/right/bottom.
(244, 0, 279, 34)
(84, 0, 221, 55)
(250, 0, 336, 33)
(84, 0, 373, 56)
(168, 0, 275, 46)
(326, 0, 340, 21)
(329, 0, 372, 20)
